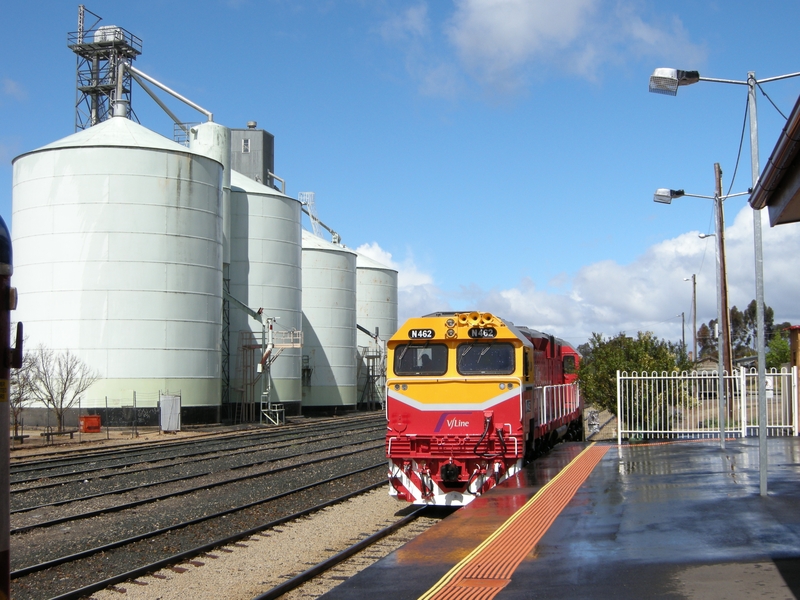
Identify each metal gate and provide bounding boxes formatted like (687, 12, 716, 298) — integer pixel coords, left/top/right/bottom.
(616, 367, 798, 443)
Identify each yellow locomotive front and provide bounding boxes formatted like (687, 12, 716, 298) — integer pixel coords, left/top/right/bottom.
(385, 312, 534, 505)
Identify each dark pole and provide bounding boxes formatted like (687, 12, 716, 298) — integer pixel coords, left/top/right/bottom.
(715, 164, 733, 376)
(0, 215, 20, 600)
(681, 312, 686, 356)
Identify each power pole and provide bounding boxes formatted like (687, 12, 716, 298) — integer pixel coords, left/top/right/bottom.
(714, 163, 733, 375)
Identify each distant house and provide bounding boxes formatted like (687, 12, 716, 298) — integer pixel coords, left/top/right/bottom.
(694, 356, 720, 373)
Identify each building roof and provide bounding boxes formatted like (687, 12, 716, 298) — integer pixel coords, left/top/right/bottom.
(749, 94, 800, 225)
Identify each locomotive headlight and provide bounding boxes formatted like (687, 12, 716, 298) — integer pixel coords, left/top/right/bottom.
(508, 383, 514, 389)
(394, 384, 400, 391)
(445, 318, 455, 327)
(402, 384, 408, 391)
(446, 328, 455, 338)
(499, 383, 505, 390)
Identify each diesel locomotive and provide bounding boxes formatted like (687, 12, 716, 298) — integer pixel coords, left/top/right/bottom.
(386, 311, 582, 506)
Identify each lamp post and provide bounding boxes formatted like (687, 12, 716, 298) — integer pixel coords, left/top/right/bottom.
(653, 170, 748, 449)
(649, 67, 800, 496)
(684, 274, 696, 363)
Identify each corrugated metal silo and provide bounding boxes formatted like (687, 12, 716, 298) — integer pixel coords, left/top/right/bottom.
(11, 116, 223, 420)
(229, 170, 302, 415)
(301, 230, 357, 408)
(356, 253, 398, 407)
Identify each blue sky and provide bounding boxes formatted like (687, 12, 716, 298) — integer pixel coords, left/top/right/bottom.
(3, 0, 800, 348)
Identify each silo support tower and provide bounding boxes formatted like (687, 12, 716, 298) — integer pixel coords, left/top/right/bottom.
(223, 291, 302, 425)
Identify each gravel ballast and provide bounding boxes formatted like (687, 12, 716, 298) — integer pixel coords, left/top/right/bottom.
(88, 488, 435, 600)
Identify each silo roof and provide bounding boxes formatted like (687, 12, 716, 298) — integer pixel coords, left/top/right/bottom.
(230, 170, 297, 202)
(14, 117, 214, 161)
(356, 251, 397, 273)
(302, 229, 357, 255)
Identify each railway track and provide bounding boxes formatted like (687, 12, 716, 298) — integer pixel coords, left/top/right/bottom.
(10, 414, 391, 600)
(11, 429, 384, 514)
(11, 414, 384, 483)
(254, 506, 433, 600)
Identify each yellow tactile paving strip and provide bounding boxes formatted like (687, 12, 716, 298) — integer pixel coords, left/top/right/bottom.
(418, 444, 609, 600)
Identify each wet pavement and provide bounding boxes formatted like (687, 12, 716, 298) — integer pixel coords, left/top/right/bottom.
(324, 438, 800, 599)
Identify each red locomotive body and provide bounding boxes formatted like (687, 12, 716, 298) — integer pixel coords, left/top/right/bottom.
(386, 312, 582, 506)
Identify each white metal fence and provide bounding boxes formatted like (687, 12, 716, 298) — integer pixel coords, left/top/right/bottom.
(538, 383, 581, 425)
(616, 367, 798, 443)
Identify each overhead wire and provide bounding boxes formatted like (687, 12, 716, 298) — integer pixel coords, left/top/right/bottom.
(757, 82, 789, 120)
(724, 94, 750, 197)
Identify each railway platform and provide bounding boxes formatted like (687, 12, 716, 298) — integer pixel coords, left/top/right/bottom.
(322, 438, 800, 599)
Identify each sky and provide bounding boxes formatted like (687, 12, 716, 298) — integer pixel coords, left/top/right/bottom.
(3, 0, 800, 350)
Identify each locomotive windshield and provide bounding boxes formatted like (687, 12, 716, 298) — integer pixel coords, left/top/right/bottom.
(457, 342, 515, 375)
(394, 343, 448, 376)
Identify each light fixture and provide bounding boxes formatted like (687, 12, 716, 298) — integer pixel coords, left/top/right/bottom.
(648, 68, 700, 96)
(653, 188, 685, 204)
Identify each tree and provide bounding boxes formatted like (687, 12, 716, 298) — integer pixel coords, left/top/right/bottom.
(773, 322, 792, 341)
(9, 333, 35, 437)
(577, 331, 691, 415)
(32, 345, 98, 431)
(766, 336, 791, 370)
(697, 300, 777, 359)
(697, 323, 716, 359)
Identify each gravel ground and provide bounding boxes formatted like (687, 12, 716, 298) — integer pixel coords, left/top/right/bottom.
(584, 405, 617, 441)
(12, 465, 387, 599)
(87, 488, 439, 600)
(11, 433, 383, 517)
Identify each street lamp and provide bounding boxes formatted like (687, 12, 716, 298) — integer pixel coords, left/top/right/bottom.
(653, 165, 749, 449)
(649, 67, 800, 496)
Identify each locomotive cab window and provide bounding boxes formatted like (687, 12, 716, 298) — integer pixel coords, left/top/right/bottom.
(394, 343, 448, 376)
(456, 342, 515, 375)
(563, 355, 576, 374)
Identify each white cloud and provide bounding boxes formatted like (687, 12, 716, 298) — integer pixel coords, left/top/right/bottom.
(443, 0, 706, 94)
(446, 0, 595, 93)
(377, 3, 464, 99)
(378, 4, 430, 42)
(2, 78, 27, 102)
(393, 205, 800, 347)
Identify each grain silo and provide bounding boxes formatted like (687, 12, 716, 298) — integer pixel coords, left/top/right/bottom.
(11, 115, 224, 423)
(356, 253, 398, 408)
(301, 230, 357, 409)
(229, 170, 302, 418)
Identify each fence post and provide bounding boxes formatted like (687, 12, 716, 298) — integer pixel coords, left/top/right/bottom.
(616, 370, 622, 445)
(740, 369, 747, 438)
(793, 366, 798, 437)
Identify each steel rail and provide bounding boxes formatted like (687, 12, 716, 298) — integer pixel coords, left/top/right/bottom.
(11, 434, 383, 514)
(253, 506, 428, 600)
(12, 463, 387, 580)
(10, 415, 384, 477)
(11, 441, 384, 533)
(11, 426, 383, 494)
(9, 414, 383, 473)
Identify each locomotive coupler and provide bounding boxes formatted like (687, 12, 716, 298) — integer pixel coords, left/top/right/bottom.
(441, 461, 461, 483)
